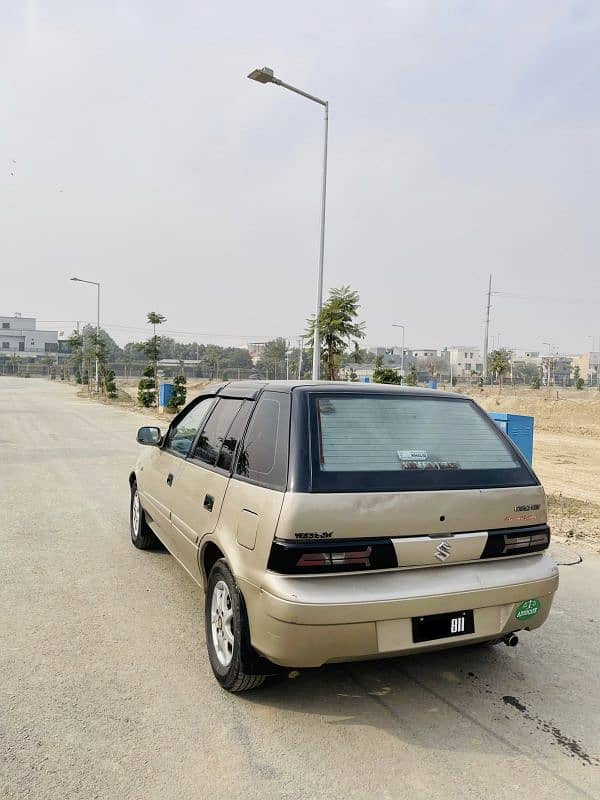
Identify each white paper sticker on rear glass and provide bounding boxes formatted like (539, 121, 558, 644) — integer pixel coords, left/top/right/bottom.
(398, 450, 427, 461)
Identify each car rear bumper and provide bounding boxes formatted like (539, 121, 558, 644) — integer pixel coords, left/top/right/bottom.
(239, 553, 559, 668)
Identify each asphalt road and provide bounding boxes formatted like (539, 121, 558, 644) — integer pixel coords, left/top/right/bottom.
(1, 377, 599, 800)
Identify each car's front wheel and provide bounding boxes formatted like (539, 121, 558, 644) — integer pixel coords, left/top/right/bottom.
(130, 481, 158, 550)
(205, 560, 267, 692)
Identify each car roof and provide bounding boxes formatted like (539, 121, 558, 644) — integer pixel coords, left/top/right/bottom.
(216, 380, 465, 401)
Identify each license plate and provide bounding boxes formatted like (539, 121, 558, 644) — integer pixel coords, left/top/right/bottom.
(412, 610, 475, 643)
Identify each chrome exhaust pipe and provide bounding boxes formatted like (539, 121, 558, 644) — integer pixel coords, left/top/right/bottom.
(504, 633, 519, 647)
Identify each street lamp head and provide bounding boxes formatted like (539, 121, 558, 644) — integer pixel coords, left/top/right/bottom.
(247, 67, 275, 84)
(70, 277, 80, 282)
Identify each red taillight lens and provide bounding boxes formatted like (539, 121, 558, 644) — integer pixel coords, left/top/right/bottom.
(296, 552, 329, 568)
(297, 547, 372, 569)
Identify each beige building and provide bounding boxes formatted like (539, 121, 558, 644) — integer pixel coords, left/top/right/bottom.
(444, 346, 483, 378)
(571, 352, 600, 385)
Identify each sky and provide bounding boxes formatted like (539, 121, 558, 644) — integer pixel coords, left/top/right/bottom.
(2, 0, 600, 353)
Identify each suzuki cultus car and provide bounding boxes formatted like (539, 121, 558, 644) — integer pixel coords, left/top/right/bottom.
(130, 382, 558, 691)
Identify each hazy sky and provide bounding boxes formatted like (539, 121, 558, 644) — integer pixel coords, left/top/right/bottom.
(2, 1, 599, 353)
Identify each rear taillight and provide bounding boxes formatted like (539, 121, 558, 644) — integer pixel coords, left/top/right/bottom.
(267, 539, 397, 574)
(482, 524, 550, 559)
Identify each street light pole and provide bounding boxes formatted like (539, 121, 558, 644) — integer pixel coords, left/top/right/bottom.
(248, 67, 328, 380)
(392, 323, 405, 380)
(70, 277, 100, 392)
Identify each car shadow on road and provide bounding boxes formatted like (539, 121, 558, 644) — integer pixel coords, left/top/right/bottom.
(238, 643, 552, 760)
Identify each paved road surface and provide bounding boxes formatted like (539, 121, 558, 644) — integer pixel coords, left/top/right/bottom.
(1, 378, 599, 799)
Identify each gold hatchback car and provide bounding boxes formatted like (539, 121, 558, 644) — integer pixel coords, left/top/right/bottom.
(130, 381, 558, 691)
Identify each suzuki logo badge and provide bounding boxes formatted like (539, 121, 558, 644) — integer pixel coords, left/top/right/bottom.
(434, 540, 452, 562)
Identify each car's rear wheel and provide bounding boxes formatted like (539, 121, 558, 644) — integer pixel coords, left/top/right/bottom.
(130, 481, 158, 550)
(205, 560, 267, 692)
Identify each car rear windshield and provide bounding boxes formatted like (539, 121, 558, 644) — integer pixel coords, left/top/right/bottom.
(308, 393, 536, 492)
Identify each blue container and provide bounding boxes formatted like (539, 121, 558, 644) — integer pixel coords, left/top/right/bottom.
(159, 382, 173, 407)
(489, 412, 534, 465)
(428, 379, 438, 389)
(361, 376, 370, 383)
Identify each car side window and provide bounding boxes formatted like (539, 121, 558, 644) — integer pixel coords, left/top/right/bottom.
(192, 399, 244, 467)
(216, 401, 254, 471)
(164, 397, 215, 457)
(235, 392, 290, 490)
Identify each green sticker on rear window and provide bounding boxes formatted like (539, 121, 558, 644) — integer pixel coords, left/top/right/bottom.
(515, 599, 541, 620)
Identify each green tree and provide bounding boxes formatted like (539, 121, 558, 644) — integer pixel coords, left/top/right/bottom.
(257, 338, 288, 379)
(67, 331, 84, 383)
(489, 348, 511, 392)
(138, 365, 156, 407)
(146, 312, 166, 407)
(306, 286, 365, 381)
(373, 356, 402, 385)
(405, 363, 418, 386)
(168, 374, 187, 410)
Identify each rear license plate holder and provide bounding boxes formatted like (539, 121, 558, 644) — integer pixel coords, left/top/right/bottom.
(412, 609, 475, 643)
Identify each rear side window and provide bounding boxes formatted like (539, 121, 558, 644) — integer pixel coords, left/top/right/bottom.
(309, 393, 535, 492)
(216, 401, 253, 471)
(235, 392, 290, 490)
(193, 399, 243, 467)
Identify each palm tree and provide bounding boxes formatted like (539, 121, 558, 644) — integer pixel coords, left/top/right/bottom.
(306, 286, 365, 381)
(489, 348, 511, 393)
(146, 312, 166, 407)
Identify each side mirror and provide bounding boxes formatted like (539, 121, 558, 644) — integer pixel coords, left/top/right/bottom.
(137, 426, 162, 446)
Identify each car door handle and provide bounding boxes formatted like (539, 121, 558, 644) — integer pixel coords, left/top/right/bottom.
(166, 473, 174, 487)
(203, 494, 214, 512)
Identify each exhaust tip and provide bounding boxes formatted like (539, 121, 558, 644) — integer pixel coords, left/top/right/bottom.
(504, 633, 519, 647)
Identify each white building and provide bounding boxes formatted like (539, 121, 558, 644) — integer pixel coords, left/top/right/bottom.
(444, 346, 483, 378)
(0, 314, 58, 357)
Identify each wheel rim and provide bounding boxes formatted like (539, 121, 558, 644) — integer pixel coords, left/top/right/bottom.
(132, 490, 140, 539)
(211, 580, 234, 667)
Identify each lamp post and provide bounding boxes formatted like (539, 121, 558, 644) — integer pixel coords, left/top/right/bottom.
(392, 323, 405, 380)
(248, 66, 328, 380)
(70, 277, 100, 392)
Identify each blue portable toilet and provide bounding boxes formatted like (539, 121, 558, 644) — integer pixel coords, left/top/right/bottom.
(428, 379, 438, 390)
(361, 376, 370, 383)
(159, 382, 173, 408)
(489, 412, 534, 465)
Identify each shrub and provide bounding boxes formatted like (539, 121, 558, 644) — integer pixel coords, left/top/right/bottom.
(138, 365, 156, 407)
(167, 374, 187, 410)
(104, 369, 118, 399)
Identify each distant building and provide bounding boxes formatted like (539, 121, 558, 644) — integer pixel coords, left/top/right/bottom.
(444, 346, 483, 378)
(246, 342, 267, 364)
(0, 314, 58, 358)
(570, 352, 599, 386)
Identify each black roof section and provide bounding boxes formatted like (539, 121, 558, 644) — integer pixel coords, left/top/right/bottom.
(215, 380, 465, 400)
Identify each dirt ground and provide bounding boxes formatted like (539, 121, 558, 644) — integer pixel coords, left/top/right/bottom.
(110, 379, 600, 552)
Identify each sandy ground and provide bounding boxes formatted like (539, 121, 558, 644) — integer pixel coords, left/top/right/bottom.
(474, 390, 600, 552)
(1, 377, 599, 800)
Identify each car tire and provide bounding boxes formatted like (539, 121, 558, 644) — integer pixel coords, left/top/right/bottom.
(130, 481, 158, 550)
(205, 559, 267, 692)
